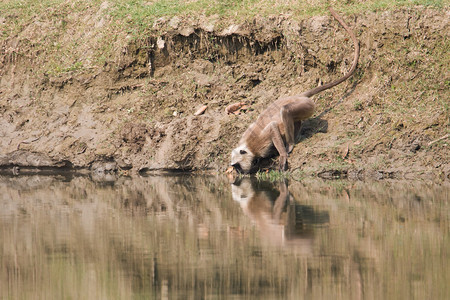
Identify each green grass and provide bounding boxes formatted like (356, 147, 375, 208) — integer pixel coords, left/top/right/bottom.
(107, 0, 446, 39)
(2, 0, 445, 40)
(255, 169, 290, 181)
(0, 0, 447, 76)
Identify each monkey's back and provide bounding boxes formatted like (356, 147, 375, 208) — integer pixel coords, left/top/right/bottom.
(239, 96, 315, 158)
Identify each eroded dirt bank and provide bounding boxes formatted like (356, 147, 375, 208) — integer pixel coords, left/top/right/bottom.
(0, 8, 449, 180)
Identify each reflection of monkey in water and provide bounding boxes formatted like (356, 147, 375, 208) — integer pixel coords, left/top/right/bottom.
(231, 178, 328, 249)
(231, 8, 360, 173)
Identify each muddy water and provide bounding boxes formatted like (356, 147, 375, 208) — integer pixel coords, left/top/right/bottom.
(0, 175, 448, 299)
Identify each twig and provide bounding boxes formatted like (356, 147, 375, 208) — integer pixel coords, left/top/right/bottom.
(428, 134, 449, 146)
(17, 136, 42, 150)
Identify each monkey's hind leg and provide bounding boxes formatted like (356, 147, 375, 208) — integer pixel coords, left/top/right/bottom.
(294, 121, 303, 146)
(280, 98, 315, 153)
(266, 121, 289, 171)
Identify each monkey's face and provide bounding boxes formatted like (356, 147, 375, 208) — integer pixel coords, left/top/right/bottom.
(231, 178, 254, 209)
(231, 144, 255, 174)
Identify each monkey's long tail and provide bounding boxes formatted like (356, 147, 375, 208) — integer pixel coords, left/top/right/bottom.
(301, 7, 360, 98)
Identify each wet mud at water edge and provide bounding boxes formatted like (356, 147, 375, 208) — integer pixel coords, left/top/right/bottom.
(1, 175, 448, 299)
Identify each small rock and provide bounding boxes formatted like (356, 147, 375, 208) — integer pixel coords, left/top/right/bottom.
(201, 23, 214, 32)
(318, 169, 347, 179)
(192, 59, 214, 74)
(169, 16, 180, 29)
(309, 15, 328, 34)
(220, 24, 249, 36)
(99, 1, 109, 11)
(410, 142, 421, 153)
(90, 161, 118, 174)
(153, 16, 167, 28)
(225, 102, 246, 115)
(193, 73, 213, 87)
(179, 27, 194, 37)
(194, 105, 207, 116)
(156, 37, 165, 49)
(341, 143, 349, 159)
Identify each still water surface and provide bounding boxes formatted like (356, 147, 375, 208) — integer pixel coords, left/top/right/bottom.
(0, 175, 448, 299)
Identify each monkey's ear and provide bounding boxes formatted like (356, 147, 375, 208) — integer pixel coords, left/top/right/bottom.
(240, 149, 247, 155)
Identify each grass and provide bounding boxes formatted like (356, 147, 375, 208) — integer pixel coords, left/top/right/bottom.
(0, 0, 446, 76)
(1, 1, 446, 38)
(106, 0, 446, 39)
(371, 34, 449, 132)
(255, 169, 290, 181)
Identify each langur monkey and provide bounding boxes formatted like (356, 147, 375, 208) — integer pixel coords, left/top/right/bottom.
(231, 178, 317, 249)
(231, 179, 292, 245)
(230, 7, 360, 173)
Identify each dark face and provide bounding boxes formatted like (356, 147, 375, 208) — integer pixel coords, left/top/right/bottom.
(231, 157, 262, 175)
(231, 162, 244, 173)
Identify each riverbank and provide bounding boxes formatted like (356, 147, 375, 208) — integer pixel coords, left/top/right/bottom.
(1, 1, 448, 180)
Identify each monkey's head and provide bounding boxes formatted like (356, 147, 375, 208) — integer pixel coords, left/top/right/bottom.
(231, 178, 254, 209)
(231, 144, 255, 174)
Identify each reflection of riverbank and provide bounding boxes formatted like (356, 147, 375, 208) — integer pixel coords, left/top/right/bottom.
(0, 175, 448, 299)
(231, 178, 329, 251)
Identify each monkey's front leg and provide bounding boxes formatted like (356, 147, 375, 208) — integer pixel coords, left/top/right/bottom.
(267, 121, 289, 171)
(273, 181, 289, 223)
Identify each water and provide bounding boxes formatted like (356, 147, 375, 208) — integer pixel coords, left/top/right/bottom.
(0, 175, 448, 299)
